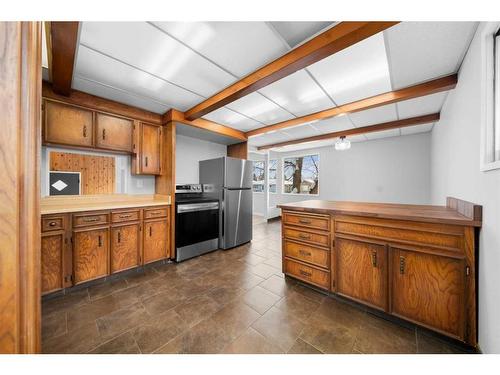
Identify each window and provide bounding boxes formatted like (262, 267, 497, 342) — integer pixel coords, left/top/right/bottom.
(283, 154, 319, 195)
(268, 159, 277, 193)
(252, 161, 265, 192)
(494, 28, 500, 161)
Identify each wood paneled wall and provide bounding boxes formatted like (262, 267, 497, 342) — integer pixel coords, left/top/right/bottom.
(50, 152, 116, 194)
(227, 141, 248, 159)
(0, 21, 42, 354)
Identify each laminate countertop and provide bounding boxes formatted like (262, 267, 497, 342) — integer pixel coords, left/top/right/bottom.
(41, 194, 171, 215)
(278, 199, 482, 227)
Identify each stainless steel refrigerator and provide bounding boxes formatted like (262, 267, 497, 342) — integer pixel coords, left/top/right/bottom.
(199, 156, 253, 249)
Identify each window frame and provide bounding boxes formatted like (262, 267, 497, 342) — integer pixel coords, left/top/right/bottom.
(268, 159, 278, 194)
(252, 160, 266, 194)
(281, 153, 320, 196)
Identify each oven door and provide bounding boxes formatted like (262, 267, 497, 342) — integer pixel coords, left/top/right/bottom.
(175, 202, 219, 248)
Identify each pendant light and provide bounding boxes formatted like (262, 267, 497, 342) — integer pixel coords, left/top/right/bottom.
(335, 136, 351, 151)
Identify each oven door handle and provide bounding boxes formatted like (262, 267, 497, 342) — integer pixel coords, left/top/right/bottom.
(177, 202, 219, 213)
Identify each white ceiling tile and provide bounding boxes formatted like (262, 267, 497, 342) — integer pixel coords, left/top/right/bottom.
(385, 22, 478, 89)
(349, 105, 398, 127)
(248, 131, 292, 147)
(72, 76, 170, 114)
(226, 92, 295, 125)
(400, 123, 434, 136)
(202, 107, 261, 132)
(281, 124, 322, 140)
(364, 129, 401, 140)
(75, 45, 202, 111)
(397, 92, 447, 118)
(79, 22, 236, 97)
(152, 22, 287, 77)
(308, 32, 392, 105)
(313, 115, 355, 134)
(275, 139, 335, 152)
(270, 22, 334, 48)
(258, 70, 333, 116)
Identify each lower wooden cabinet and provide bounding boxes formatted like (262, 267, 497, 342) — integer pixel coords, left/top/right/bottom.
(391, 246, 466, 339)
(110, 223, 141, 274)
(335, 235, 388, 311)
(73, 226, 110, 284)
(41, 231, 65, 294)
(143, 219, 169, 264)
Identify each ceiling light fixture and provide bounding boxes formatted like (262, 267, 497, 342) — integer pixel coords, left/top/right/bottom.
(335, 136, 351, 151)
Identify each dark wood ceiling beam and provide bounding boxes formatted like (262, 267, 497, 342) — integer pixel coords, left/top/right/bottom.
(49, 21, 79, 96)
(247, 74, 457, 137)
(257, 113, 440, 150)
(163, 109, 247, 141)
(184, 21, 399, 120)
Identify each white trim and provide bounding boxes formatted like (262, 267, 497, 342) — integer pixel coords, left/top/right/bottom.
(281, 153, 320, 196)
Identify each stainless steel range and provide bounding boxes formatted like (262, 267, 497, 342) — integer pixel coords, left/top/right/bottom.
(175, 184, 219, 262)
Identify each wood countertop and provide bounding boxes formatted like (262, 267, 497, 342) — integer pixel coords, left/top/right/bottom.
(41, 194, 171, 215)
(278, 198, 482, 227)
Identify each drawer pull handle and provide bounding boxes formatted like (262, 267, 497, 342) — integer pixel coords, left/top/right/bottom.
(298, 233, 311, 240)
(299, 249, 312, 257)
(98, 235, 102, 247)
(117, 232, 121, 243)
(299, 269, 312, 278)
(371, 251, 377, 267)
(399, 256, 405, 274)
(299, 219, 311, 224)
(83, 217, 100, 222)
(49, 221, 57, 227)
(119, 214, 132, 219)
(150, 211, 162, 216)
(83, 125, 87, 138)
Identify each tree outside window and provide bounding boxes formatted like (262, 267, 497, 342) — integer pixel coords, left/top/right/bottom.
(283, 155, 319, 195)
(252, 161, 265, 193)
(269, 159, 277, 193)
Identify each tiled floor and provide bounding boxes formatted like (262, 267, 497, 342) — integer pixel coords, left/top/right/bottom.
(42, 217, 471, 354)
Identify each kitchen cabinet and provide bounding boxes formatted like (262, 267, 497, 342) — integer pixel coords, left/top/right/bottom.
(143, 218, 169, 264)
(43, 100, 93, 147)
(391, 246, 465, 339)
(110, 223, 141, 274)
(95, 112, 134, 152)
(335, 235, 388, 311)
(73, 226, 109, 284)
(41, 231, 65, 294)
(133, 122, 162, 175)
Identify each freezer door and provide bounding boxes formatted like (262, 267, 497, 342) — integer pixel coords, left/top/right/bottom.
(224, 157, 252, 189)
(222, 188, 253, 249)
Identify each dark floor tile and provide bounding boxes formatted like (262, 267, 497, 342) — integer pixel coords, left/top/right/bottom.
(124, 267, 161, 287)
(243, 286, 282, 314)
(259, 275, 295, 297)
(42, 288, 89, 316)
(248, 263, 280, 279)
(275, 290, 321, 323)
(42, 321, 102, 354)
(133, 310, 188, 353)
(142, 288, 189, 315)
(299, 315, 357, 354)
(89, 331, 141, 354)
(252, 307, 305, 352)
(96, 302, 149, 340)
(223, 327, 284, 354)
(291, 283, 327, 304)
(207, 285, 245, 305)
(416, 330, 468, 354)
(42, 311, 67, 341)
(88, 279, 129, 301)
(287, 338, 322, 354)
(174, 294, 221, 327)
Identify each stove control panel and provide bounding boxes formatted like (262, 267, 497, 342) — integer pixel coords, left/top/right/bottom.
(175, 184, 203, 193)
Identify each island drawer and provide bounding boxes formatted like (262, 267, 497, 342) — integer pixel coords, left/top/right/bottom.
(283, 239, 329, 269)
(283, 211, 330, 231)
(144, 206, 168, 219)
(283, 227, 330, 248)
(111, 209, 141, 223)
(42, 215, 65, 232)
(284, 258, 330, 290)
(73, 212, 109, 228)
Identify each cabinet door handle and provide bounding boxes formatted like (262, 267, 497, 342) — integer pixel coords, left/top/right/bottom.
(145, 156, 148, 167)
(119, 214, 132, 219)
(83, 125, 87, 138)
(371, 251, 377, 267)
(299, 219, 311, 224)
(299, 249, 312, 257)
(399, 256, 405, 274)
(83, 217, 100, 222)
(98, 235, 102, 247)
(298, 233, 311, 240)
(49, 221, 57, 227)
(149, 226, 152, 237)
(117, 231, 121, 243)
(102, 128, 106, 140)
(299, 269, 312, 278)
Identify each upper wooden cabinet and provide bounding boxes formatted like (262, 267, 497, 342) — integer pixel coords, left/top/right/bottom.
(391, 246, 466, 339)
(133, 122, 163, 175)
(335, 235, 388, 311)
(95, 112, 134, 152)
(43, 100, 94, 147)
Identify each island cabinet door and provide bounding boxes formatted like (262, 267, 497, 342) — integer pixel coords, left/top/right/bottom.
(110, 223, 141, 274)
(390, 247, 466, 340)
(143, 219, 169, 264)
(335, 236, 388, 311)
(73, 226, 109, 284)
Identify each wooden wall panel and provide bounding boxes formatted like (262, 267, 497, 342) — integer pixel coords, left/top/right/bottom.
(49, 151, 116, 194)
(227, 141, 248, 159)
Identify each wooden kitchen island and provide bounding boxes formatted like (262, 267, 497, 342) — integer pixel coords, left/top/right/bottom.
(278, 198, 482, 347)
